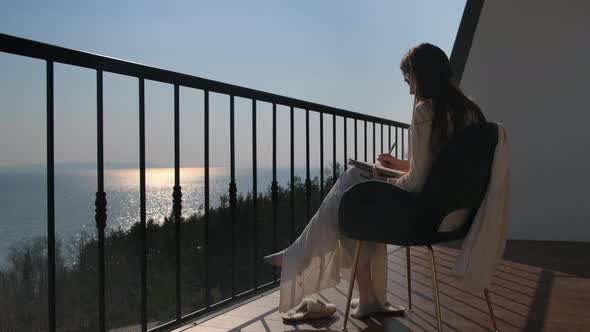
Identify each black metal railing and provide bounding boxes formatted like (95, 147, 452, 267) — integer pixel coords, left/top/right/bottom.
(0, 33, 409, 332)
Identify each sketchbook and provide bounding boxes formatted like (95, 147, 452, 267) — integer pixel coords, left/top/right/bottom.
(347, 159, 405, 179)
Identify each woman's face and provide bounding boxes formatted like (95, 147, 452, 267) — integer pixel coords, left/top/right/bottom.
(404, 72, 416, 95)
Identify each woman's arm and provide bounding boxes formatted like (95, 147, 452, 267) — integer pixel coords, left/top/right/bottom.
(377, 154, 410, 172)
(379, 100, 434, 190)
(393, 103, 433, 191)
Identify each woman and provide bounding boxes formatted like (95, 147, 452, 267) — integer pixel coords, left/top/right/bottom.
(265, 43, 486, 319)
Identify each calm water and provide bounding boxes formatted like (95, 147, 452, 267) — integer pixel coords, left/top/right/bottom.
(0, 166, 305, 267)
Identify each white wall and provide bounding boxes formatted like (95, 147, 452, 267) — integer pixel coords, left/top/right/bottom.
(460, 0, 590, 241)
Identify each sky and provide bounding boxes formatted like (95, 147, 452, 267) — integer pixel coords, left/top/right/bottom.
(0, 0, 466, 170)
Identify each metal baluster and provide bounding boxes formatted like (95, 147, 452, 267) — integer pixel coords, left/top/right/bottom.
(252, 100, 258, 289)
(332, 114, 337, 184)
(319, 113, 324, 199)
(173, 84, 182, 319)
(373, 122, 376, 162)
(343, 117, 347, 171)
(395, 127, 399, 158)
(229, 95, 237, 298)
(46, 60, 56, 332)
(354, 119, 358, 160)
(305, 109, 311, 222)
(364, 120, 367, 162)
(380, 123, 384, 154)
(271, 103, 278, 281)
(95, 70, 107, 332)
(139, 78, 147, 332)
(290, 106, 295, 242)
(204, 91, 210, 307)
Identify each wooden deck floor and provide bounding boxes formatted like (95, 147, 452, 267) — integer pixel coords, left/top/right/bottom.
(175, 241, 590, 331)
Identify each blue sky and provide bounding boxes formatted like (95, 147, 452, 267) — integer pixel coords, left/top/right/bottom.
(0, 0, 465, 169)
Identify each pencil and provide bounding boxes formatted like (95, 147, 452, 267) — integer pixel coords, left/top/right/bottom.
(388, 141, 397, 155)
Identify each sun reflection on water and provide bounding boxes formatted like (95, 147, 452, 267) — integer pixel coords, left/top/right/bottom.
(105, 167, 226, 189)
(101, 167, 228, 230)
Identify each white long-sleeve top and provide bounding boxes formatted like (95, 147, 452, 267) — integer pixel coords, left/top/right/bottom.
(391, 100, 434, 191)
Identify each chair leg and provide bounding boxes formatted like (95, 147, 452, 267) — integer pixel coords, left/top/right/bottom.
(484, 288, 499, 331)
(406, 246, 413, 311)
(428, 245, 443, 332)
(342, 240, 362, 331)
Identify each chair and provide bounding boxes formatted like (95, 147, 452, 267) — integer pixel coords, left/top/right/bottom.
(338, 122, 500, 331)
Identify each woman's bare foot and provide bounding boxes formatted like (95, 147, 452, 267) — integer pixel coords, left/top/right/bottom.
(263, 251, 284, 267)
(350, 299, 405, 318)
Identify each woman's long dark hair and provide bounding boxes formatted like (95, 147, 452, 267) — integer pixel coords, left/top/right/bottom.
(401, 43, 486, 154)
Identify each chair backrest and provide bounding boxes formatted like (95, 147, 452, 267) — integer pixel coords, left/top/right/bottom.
(418, 122, 498, 228)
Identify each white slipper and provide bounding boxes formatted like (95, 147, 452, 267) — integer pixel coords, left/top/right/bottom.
(282, 298, 337, 321)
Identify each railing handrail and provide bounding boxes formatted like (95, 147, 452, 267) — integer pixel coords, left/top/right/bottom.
(0, 32, 409, 128)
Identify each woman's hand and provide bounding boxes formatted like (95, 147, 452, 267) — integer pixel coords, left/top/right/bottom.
(377, 154, 402, 170)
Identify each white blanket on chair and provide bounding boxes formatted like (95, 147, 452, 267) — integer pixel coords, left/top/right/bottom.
(451, 124, 511, 290)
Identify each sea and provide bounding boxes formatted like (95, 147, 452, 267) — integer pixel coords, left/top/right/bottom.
(0, 166, 312, 268)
